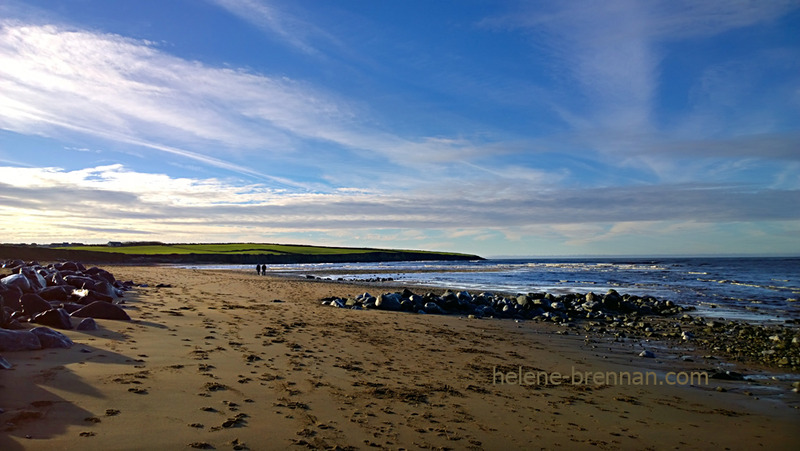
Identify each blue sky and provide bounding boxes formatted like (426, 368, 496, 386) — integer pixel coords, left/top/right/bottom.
(1, 0, 798, 257)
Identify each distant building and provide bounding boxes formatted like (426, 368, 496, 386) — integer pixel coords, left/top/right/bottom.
(108, 241, 123, 247)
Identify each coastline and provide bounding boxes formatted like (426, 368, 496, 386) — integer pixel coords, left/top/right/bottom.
(1, 266, 798, 449)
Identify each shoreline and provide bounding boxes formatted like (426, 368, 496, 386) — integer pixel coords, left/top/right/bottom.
(1, 265, 798, 449)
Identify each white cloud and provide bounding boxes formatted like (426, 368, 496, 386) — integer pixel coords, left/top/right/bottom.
(207, 0, 334, 55)
(0, 19, 506, 184)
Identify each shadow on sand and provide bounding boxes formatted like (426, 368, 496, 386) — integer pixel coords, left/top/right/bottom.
(0, 326, 140, 450)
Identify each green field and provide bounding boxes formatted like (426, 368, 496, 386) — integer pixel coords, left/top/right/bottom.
(59, 243, 468, 257)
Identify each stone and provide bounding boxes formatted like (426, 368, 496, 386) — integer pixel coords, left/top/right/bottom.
(76, 317, 99, 331)
(30, 327, 73, 349)
(582, 301, 600, 312)
(38, 286, 72, 302)
(639, 350, 655, 358)
(20, 293, 53, 316)
(375, 293, 401, 311)
(92, 281, 120, 299)
(71, 301, 131, 321)
(0, 284, 23, 310)
(1, 273, 31, 292)
(72, 289, 114, 305)
(33, 308, 74, 330)
(0, 329, 42, 352)
(423, 302, 445, 314)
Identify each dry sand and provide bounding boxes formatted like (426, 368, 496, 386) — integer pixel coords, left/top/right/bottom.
(1, 266, 798, 450)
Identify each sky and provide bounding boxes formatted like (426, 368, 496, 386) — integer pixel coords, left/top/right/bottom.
(1, 0, 799, 257)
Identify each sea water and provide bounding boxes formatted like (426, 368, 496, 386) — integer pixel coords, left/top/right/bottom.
(185, 257, 800, 323)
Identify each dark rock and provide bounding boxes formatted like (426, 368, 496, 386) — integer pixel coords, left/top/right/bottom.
(710, 370, 745, 381)
(32, 308, 73, 330)
(639, 350, 655, 358)
(424, 302, 445, 314)
(38, 286, 71, 302)
(55, 261, 79, 272)
(0, 329, 41, 351)
(30, 327, 73, 349)
(92, 281, 120, 298)
(0, 284, 23, 310)
(71, 289, 114, 305)
(375, 293, 401, 311)
(1, 273, 31, 292)
(58, 302, 85, 314)
(20, 293, 53, 316)
(64, 275, 97, 290)
(76, 317, 98, 331)
(71, 301, 131, 321)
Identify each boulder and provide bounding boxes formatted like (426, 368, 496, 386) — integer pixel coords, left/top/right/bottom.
(20, 293, 53, 316)
(76, 318, 98, 331)
(85, 267, 116, 284)
(71, 301, 131, 321)
(21, 268, 47, 291)
(424, 302, 445, 314)
(38, 286, 72, 302)
(71, 289, 114, 305)
(1, 273, 31, 292)
(32, 308, 73, 330)
(92, 281, 120, 299)
(375, 293, 402, 311)
(30, 327, 73, 349)
(0, 329, 41, 351)
(0, 284, 23, 310)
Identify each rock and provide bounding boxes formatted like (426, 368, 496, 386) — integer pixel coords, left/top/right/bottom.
(38, 286, 71, 302)
(71, 289, 114, 305)
(76, 317, 98, 331)
(64, 275, 97, 290)
(681, 331, 694, 340)
(710, 370, 745, 381)
(424, 302, 445, 314)
(375, 293, 401, 311)
(71, 301, 131, 321)
(32, 308, 74, 330)
(22, 268, 47, 291)
(20, 293, 53, 316)
(92, 281, 120, 299)
(1, 273, 31, 292)
(30, 327, 73, 349)
(582, 301, 600, 312)
(639, 350, 655, 358)
(0, 329, 42, 351)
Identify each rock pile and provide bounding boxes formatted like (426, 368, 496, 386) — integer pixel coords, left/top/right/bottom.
(0, 259, 135, 358)
(322, 288, 800, 370)
(322, 288, 690, 322)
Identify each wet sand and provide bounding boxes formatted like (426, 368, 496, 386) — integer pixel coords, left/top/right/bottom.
(1, 266, 798, 450)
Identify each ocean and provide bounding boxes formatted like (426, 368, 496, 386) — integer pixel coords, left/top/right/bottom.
(186, 257, 800, 324)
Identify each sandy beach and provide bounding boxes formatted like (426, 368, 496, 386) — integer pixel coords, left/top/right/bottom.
(1, 265, 798, 450)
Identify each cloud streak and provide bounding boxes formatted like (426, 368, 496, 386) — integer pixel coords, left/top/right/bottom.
(2, 166, 797, 237)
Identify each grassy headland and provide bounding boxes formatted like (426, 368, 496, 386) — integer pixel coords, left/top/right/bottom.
(0, 242, 482, 264)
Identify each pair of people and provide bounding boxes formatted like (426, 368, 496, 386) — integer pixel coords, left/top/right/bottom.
(255, 264, 267, 275)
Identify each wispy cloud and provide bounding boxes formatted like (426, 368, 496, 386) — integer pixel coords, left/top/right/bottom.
(0, 19, 499, 185)
(481, 0, 800, 170)
(2, 165, 797, 236)
(207, 0, 334, 55)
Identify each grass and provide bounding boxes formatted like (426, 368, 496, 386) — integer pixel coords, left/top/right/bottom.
(58, 243, 472, 257)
